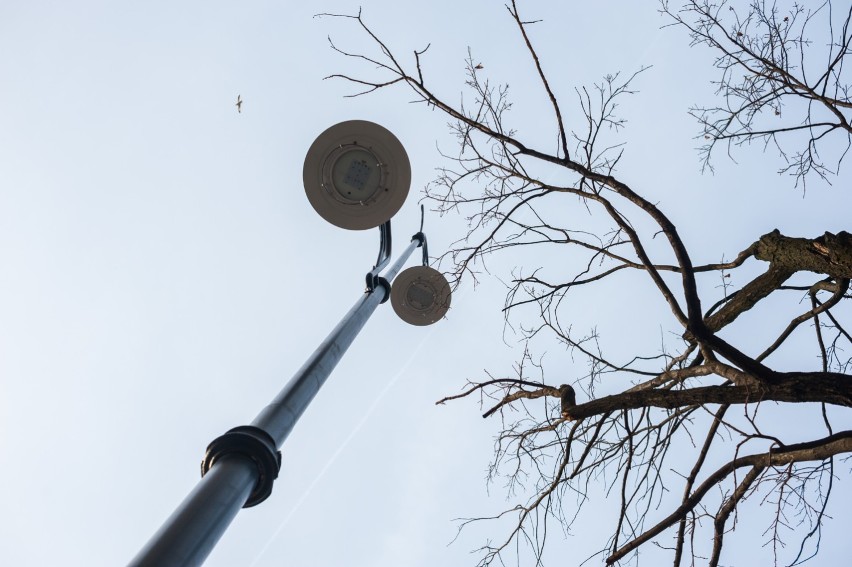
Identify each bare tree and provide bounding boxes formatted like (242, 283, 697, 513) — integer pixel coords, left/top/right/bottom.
(662, 1, 852, 188)
(321, 1, 852, 565)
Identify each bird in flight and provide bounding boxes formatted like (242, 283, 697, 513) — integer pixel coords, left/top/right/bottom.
(236, 95, 243, 113)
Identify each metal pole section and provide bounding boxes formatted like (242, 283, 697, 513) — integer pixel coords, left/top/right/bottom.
(130, 236, 422, 567)
(129, 457, 257, 567)
(252, 235, 420, 446)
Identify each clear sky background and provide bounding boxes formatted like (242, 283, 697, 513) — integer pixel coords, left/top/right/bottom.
(1, 1, 850, 566)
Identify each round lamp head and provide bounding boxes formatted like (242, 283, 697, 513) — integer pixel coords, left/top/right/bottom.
(303, 120, 411, 230)
(391, 266, 452, 326)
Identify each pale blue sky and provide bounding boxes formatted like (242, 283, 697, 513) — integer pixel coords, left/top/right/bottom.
(1, 1, 850, 566)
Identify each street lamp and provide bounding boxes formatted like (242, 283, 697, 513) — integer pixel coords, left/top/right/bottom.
(303, 119, 410, 230)
(391, 266, 452, 326)
(129, 120, 451, 566)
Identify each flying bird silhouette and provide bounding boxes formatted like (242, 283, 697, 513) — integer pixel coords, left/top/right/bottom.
(236, 95, 243, 113)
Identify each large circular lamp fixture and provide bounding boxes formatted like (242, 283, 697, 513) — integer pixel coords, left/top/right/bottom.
(303, 120, 411, 230)
(391, 266, 452, 326)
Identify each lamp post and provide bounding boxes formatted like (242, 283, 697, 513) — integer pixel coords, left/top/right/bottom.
(129, 121, 451, 566)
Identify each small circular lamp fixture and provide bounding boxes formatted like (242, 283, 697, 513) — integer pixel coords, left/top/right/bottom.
(303, 120, 411, 230)
(391, 266, 452, 326)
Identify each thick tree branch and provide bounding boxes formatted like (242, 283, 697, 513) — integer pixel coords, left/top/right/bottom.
(755, 230, 852, 278)
(564, 372, 852, 421)
(705, 263, 794, 332)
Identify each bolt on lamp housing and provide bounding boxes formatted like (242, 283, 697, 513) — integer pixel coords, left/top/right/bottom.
(390, 265, 452, 326)
(303, 120, 411, 230)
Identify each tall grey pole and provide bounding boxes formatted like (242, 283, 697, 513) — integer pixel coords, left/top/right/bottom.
(129, 234, 424, 567)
